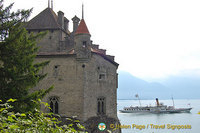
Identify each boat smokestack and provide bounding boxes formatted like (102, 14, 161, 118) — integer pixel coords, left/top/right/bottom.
(156, 98, 160, 106)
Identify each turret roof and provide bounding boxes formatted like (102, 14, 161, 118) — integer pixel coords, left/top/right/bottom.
(75, 19, 90, 35)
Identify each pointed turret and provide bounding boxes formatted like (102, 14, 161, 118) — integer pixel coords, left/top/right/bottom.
(75, 19, 90, 35)
(74, 4, 91, 60)
(75, 4, 90, 35)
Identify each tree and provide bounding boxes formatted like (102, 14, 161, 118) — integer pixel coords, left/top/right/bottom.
(0, 0, 53, 113)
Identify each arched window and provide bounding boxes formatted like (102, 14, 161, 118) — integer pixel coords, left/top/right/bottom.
(49, 96, 59, 114)
(97, 97, 106, 115)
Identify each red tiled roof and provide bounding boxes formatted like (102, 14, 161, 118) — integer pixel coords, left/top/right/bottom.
(75, 19, 90, 35)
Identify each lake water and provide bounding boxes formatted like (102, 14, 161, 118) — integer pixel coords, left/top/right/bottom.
(117, 99, 200, 133)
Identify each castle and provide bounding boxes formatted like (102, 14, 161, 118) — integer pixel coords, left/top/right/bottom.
(26, 3, 120, 132)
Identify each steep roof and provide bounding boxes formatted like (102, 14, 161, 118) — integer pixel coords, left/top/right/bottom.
(75, 19, 90, 35)
(26, 8, 61, 30)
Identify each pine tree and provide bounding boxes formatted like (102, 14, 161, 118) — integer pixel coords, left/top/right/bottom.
(0, 0, 53, 112)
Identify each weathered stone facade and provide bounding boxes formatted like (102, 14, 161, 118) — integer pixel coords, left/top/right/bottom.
(26, 6, 120, 132)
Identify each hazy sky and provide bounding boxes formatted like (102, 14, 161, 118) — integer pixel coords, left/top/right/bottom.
(4, 0, 200, 81)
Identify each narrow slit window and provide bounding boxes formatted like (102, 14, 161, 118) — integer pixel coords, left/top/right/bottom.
(98, 101, 101, 113)
(53, 65, 59, 77)
(101, 101, 104, 113)
(55, 101, 58, 114)
(83, 41, 87, 47)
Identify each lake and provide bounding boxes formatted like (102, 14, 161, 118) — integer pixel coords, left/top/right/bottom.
(117, 99, 200, 133)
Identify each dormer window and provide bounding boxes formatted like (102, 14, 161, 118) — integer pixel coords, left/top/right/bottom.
(83, 41, 86, 47)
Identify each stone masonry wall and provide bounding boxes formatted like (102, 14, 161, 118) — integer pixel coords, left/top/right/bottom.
(33, 53, 118, 122)
(31, 30, 61, 52)
(82, 54, 118, 121)
(34, 56, 84, 120)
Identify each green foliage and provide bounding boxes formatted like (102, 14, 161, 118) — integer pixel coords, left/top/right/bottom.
(0, 0, 32, 41)
(0, 0, 53, 112)
(0, 99, 86, 133)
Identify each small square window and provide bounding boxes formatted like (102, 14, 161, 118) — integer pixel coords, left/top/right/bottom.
(99, 74, 105, 80)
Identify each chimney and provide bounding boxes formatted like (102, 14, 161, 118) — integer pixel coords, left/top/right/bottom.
(156, 98, 160, 106)
(64, 17, 69, 31)
(58, 11, 64, 29)
(72, 15, 80, 33)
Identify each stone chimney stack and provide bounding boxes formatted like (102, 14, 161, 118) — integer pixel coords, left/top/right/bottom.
(58, 11, 64, 29)
(72, 15, 80, 33)
(64, 17, 69, 31)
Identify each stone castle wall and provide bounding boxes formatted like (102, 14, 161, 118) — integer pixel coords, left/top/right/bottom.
(34, 53, 118, 122)
(34, 56, 84, 119)
(31, 30, 70, 52)
(82, 54, 118, 121)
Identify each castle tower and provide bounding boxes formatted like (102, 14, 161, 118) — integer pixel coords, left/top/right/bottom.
(74, 18, 91, 60)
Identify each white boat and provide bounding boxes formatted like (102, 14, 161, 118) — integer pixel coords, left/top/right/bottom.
(119, 98, 192, 114)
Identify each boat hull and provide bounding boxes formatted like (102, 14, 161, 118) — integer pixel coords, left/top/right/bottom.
(119, 108, 192, 114)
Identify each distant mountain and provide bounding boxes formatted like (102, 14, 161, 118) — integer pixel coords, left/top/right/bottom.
(161, 75, 200, 99)
(117, 71, 172, 100)
(117, 71, 200, 99)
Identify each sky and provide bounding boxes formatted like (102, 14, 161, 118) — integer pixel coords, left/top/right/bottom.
(4, 0, 200, 81)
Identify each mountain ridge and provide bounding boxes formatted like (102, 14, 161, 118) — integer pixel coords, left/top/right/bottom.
(117, 71, 200, 99)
